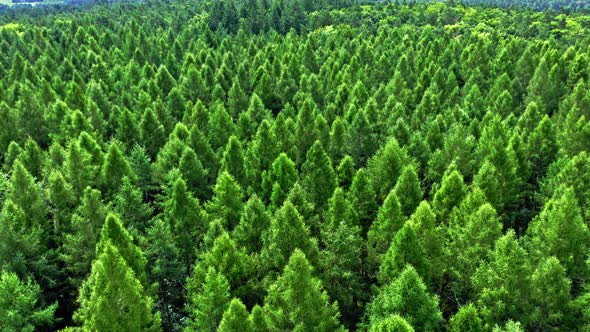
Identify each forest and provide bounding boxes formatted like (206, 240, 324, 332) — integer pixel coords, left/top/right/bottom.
(0, 0, 590, 331)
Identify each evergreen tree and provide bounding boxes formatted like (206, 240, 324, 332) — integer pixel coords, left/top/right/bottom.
(432, 164, 467, 221)
(264, 249, 345, 331)
(75, 242, 160, 331)
(218, 298, 254, 332)
(394, 165, 423, 217)
(220, 135, 248, 189)
(161, 174, 208, 272)
(367, 190, 404, 272)
(233, 194, 271, 254)
(525, 187, 590, 290)
(262, 153, 298, 208)
(472, 231, 534, 329)
(449, 304, 484, 332)
(378, 223, 429, 286)
(0, 271, 56, 332)
(367, 138, 406, 201)
(185, 267, 230, 332)
(347, 168, 378, 233)
(530, 257, 571, 331)
(101, 143, 137, 198)
(366, 265, 442, 331)
(369, 315, 415, 332)
(96, 213, 148, 287)
(206, 171, 243, 231)
(261, 200, 319, 274)
(301, 141, 337, 210)
(61, 188, 107, 288)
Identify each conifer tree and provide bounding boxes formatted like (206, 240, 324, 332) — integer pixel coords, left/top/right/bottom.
(449, 304, 484, 332)
(145, 219, 185, 332)
(261, 200, 319, 274)
(347, 168, 378, 233)
(366, 265, 442, 331)
(75, 242, 160, 331)
(432, 164, 467, 221)
(367, 138, 406, 201)
(218, 298, 254, 332)
(178, 146, 209, 200)
(96, 213, 148, 287)
(472, 231, 534, 329)
(369, 315, 414, 332)
(261, 153, 298, 208)
(185, 267, 230, 332)
(161, 175, 207, 271)
(264, 249, 345, 331)
(233, 194, 271, 254)
(378, 223, 429, 286)
(220, 135, 248, 189)
(6, 160, 48, 235)
(0, 271, 56, 332)
(367, 190, 404, 272)
(530, 257, 571, 331)
(525, 187, 590, 289)
(301, 140, 337, 210)
(394, 165, 423, 217)
(101, 143, 137, 198)
(61, 188, 107, 288)
(206, 171, 243, 231)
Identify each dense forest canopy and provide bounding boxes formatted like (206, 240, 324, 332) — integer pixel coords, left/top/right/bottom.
(0, 0, 590, 331)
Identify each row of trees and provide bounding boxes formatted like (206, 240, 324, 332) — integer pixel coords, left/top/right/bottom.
(0, 0, 589, 331)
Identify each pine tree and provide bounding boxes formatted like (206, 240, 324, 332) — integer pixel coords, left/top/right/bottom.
(347, 168, 378, 233)
(261, 153, 298, 208)
(6, 160, 48, 235)
(75, 242, 160, 331)
(64, 139, 95, 197)
(432, 164, 467, 221)
(525, 187, 590, 290)
(264, 249, 345, 331)
(233, 195, 271, 254)
(378, 223, 429, 286)
(449, 304, 484, 332)
(161, 175, 208, 272)
(145, 219, 185, 332)
(320, 219, 364, 327)
(369, 315, 415, 332)
(301, 141, 337, 210)
(220, 135, 248, 189)
(0, 271, 56, 332)
(101, 143, 137, 198)
(178, 146, 209, 200)
(530, 257, 571, 331)
(367, 190, 404, 272)
(409, 201, 443, 287)
(261, 200, 319, 274)
(394, 165, 423, 217)
(113, 177, 153, 235)
(349, 109, 377, 166)
(366, 265, 442, 331)
(0, 201, 50, 285)
(189, 232, 253, 299)
(61, 188, 107, 288)
(185, 267, 230, 332)
(140, 108, 167, 160)
(295, 95, 320, 166)
(446, 203, 503, 302)
(472, 231, 534, 329)
(218, 298, 254, 332)
(325, 187, 359, 231)
(206, 171, 243, 231)
(329, 116, 350, 165)
(96, 213, 148, 287)
(367, 138, 406, 201)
